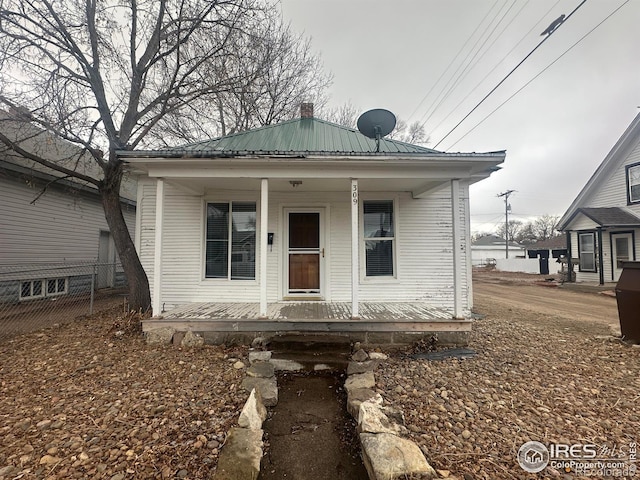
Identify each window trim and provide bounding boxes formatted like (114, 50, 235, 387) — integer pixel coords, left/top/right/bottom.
(626, 162, 640, 205)
(577, 231, 597, 273)
(204, 200, 257, 281)
(19, 277, 68, 301)
(360, 197, 399, 281)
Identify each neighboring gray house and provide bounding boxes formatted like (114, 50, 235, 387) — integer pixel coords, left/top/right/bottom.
(0, 110, 136, 302)
(558, 112, 640, 284)
(471, 234, 525, 266)
(122, 104, 505, 343)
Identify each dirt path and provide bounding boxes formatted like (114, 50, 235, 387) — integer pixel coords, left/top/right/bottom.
(474, 281, 619, 327)
(259, 373, 368, 480)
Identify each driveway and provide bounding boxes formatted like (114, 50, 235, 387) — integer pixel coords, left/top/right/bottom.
(473, 278, 619, 328)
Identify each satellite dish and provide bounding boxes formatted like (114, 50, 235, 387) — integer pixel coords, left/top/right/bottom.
(357, 109, 397, 152)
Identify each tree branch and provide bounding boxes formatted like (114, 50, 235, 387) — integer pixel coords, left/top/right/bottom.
(0, 130, 100, 186)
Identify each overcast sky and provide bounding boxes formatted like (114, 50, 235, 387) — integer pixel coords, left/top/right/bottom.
(279, 0, 640, 233)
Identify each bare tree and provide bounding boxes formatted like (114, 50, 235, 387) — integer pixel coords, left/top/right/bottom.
(152, 12, 332, 144)
(532, 215, 560, 241)
(0, 0, 308, 312)
(388, 119, 429, 145)
(322, 101, 359, 128)
(323, 102, 430, 145)
(496, 220, 523, 244)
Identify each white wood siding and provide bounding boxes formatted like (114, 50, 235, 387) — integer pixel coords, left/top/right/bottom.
(139, 179, 470, 315)
(0, 176, 135, 264)
(582, 139, 640, 215)
(566, 136, 640, 283)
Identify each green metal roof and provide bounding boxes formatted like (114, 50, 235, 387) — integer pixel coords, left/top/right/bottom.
(175, 117, 440, 155)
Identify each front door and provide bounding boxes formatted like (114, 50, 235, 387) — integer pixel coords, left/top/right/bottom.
(612, 232, 634, 281)
(286, 210, 323, 297)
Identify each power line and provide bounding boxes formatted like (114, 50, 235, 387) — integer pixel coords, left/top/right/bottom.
(417, 0, 519, 130)
(407, 0, 504, 123)
(444, 0, 630, 150)
(426, 0, 562, 137)
(433, 0, 588, 149)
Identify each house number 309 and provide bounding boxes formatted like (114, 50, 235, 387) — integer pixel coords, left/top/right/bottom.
(352, 184, 358, 205)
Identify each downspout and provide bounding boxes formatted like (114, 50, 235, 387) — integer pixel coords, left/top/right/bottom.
(597, 227, 604, 286)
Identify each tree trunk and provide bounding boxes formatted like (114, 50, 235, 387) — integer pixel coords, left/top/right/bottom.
(100, 158, 152, 314)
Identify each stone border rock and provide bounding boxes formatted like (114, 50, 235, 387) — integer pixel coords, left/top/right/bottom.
(213, 351, 278, 479)
(345, 348, 437, 480)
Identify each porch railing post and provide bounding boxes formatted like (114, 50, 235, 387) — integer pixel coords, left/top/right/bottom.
(259, 178, 269, 318)
(351, 178, 359, 319)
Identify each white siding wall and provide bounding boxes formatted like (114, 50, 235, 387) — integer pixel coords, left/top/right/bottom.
(0, 175, 135, 264)
(139, 178, 471, 314)
(587, 140, 640, 214)
(567, 139, 640, 283)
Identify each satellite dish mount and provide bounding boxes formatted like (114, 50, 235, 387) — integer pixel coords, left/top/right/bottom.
(357, 109, 396, 152)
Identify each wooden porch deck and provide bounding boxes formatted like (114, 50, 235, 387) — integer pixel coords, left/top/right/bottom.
(143, 302, 471, 333)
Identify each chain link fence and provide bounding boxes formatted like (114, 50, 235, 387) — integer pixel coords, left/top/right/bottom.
(0, 261, 129, 341)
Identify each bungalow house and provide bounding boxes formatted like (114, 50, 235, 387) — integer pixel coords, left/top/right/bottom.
(122, 104, 505, 345)
(558, 112, 640, 284)
(0, 110, 136, 303)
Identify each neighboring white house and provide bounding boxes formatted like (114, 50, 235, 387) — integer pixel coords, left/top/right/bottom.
(471, 234, 525, 266)
(122, 104, 505, 344)
(0, 110, 136, 302)
(558, 112, 640, 284)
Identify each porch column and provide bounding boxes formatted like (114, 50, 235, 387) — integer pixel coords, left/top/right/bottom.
(351, 178, 359, 319)
(597, 227, 604, 286)
(451, 179, 463, 318)
(259, 178, 269, 317)
(152, 178, 164, 316)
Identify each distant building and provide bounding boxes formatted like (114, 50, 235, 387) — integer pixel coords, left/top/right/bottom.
(526, 236, 568, 275)
(471, 234, 525, 266)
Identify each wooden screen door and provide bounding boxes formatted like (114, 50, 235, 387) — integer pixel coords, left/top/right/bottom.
(287, 211, 322, 295)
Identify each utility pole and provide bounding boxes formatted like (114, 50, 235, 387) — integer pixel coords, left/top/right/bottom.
(497, 190, 515, 258)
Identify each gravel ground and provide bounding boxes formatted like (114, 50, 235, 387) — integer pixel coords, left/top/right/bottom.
(1, 277, 639, 480)
(379, 288, 640, 479)
(0, 308, 248, 480)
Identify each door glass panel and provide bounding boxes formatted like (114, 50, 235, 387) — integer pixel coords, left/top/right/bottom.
(615, 237, 630, 268)
(289, 213, 319, 249)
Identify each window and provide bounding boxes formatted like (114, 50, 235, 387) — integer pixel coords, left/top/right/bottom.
(578, 232, 596, 272)
(363, 200, 394, 276)
(20, 277, 67, 300)
(627, 163, 640, 204)
(206, 202, 256, 279)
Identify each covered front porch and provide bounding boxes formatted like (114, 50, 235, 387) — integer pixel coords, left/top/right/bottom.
(143, 301, 472, 343)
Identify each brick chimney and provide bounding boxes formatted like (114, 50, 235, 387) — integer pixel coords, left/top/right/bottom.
(300, 102, 314, 118)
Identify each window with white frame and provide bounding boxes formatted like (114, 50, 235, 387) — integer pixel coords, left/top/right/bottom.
(363, 200, 395, 276)
(578, 232, 596, 272)
(627, 163, 640, 204)
(205, 202, 256, 279)
(20, 277, 68, 300)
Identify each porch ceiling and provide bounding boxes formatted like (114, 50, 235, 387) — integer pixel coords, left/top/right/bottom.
(165, 177, 448, 195)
